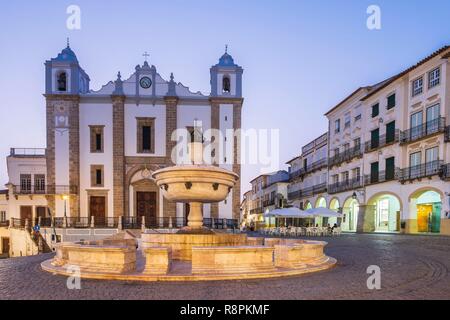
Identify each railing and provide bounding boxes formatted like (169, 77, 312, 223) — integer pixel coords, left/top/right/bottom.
(10, 148, 46, 157)
(398, 160, 443, 182)
(13, 185, 78, 195)
(10, 218, 26, 229)
(288, 190, 301, 200)
(289, 168, 305, 180)
(400, 117, 446, 145)
(328, 146, 362, 167)
(263, 199, 275, 207)
(203, 218, 239, 230)
(310, 158, 328, 172)
(0, 220, 10, 228)
(440, 163, 450, 180)
(445, 126, 450, 142)
(250, 208, 263, 215)
(313, 182, 327, 194)
(364, 169, 400, 185)
(328, 177, 363, 194)
(364, 130, 400, 153)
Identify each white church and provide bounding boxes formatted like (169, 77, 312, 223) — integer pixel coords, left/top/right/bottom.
(0, 43, 244, 228)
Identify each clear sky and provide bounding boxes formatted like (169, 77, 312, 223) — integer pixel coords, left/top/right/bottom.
(0, 0, 450, 194)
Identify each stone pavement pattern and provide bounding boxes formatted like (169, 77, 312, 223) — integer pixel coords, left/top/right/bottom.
(1, 233, 449, 300)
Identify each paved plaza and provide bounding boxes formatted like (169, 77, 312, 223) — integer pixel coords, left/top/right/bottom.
(1, 233, 450, 300)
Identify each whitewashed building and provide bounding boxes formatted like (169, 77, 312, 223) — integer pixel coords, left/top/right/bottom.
(1, 43, 244, 227)
(283, 46, 450, 235)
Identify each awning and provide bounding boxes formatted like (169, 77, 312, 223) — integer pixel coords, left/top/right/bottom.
(264, 207, 313, 219)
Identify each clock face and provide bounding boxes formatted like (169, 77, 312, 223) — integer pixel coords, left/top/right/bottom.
(140, 76, 152, 89)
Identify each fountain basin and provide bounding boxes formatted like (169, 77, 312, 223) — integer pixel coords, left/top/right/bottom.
(141, 232, 248, 260)
(152, 165, 239, 203)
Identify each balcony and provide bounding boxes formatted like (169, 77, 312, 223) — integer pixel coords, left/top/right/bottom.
(250, 207, 263, 215)
(287, 183, 325, 200)
(364, 169, 400, 186)
(289, 168, 305, 180)
(328, 146, 362, 168)
(444, 125, 450, 142)
(263, 199, 275, 207)
(398, 160, 444, 182)
(440, 163, 450, 180)
(13, 185, 78, 195)
(364, 130, 400, 153)
(328, 177, 362, 194)
(288, 190, 302, 200)
(10, 148, 46, 157)
(309, 158, 328, 172)
(312, 182, 327, 194)
(400, 117, 446, 145)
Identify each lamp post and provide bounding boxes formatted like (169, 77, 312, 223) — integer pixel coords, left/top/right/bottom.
(62, 194, 69, 228)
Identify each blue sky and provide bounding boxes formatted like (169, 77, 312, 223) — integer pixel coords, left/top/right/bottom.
(0, 0, 450, 193)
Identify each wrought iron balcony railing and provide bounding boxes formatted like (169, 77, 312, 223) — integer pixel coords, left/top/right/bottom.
(289, 168, 306, 180)
(398, 160, 443, 182)
(313, 182, 327, 194)
(364, 168, 400, 185)
(364, 130, 400, 153)
(263, 199, 275, 207)
(328, 145, 362, 167)
(310, 158, 328, 172)
(400, 117, 446, 145)
(288, 190, 302, 200)
(328, 177, 362, 194)
(13, 185, 78, 195)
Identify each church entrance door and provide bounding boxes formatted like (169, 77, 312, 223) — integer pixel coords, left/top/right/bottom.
(136, 192, 157, 227)
(90, 196, 106, 224)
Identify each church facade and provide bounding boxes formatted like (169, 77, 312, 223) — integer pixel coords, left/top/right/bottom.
(2, 44, 243, 225)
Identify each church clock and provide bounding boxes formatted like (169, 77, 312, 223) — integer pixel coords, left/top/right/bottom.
(140, 76, 152, 89)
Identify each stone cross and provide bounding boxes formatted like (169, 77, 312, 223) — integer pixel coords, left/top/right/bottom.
(143, 51, 150, 62)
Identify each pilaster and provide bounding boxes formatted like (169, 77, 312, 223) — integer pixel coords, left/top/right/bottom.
(112, 95, 126, 217)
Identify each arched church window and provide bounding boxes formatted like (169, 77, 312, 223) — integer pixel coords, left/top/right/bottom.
(57, 72, 67, 92)
(222, 76, 230, 93)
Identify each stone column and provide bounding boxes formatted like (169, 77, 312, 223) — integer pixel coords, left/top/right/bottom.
(357, 205, 376, 233)
(210, 102, 220, 219)
(232, 102, 242, 221)
(45, 98, 56, 216)
(164, 97, 178, 219)
(68, 96, 81, 218)
(112, 95, 126, 218)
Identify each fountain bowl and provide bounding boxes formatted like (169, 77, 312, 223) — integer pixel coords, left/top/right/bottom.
(152, 165, 239, 203)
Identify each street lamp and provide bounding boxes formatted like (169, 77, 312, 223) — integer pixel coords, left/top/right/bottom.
(62, 194, 69, 218)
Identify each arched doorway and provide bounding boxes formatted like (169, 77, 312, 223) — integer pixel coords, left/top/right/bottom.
(342, 197, 359, 232)
(129, 170, 160, 228)
(367, 193, 401, 232)
(329, 198, 340, 227)
(304, 201, 312, 210)
(314, 197, 327, 227)
(410, 189, 442, 233)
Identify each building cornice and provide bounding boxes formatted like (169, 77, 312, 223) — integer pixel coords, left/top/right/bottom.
(44, 94, 80, 102)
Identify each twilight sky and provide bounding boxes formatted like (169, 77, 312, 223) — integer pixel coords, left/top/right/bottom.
(0, 0, 450, 194)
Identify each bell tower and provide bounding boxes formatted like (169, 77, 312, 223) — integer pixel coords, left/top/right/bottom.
(44, 41, 90, 218)
(210, 46, 243, 98)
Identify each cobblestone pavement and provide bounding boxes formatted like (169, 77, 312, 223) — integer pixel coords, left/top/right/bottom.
(1, 233, 450, 300)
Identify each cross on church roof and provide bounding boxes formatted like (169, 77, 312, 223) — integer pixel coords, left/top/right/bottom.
(143, 51, 150, 62)
(225, 44, 228, 54)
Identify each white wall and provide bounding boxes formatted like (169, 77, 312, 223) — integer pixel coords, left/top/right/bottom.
(79, 103, 114, 218)
(125, 103, 166, 157)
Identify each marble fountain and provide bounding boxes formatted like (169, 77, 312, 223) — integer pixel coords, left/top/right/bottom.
(41, 128, 336, 281)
